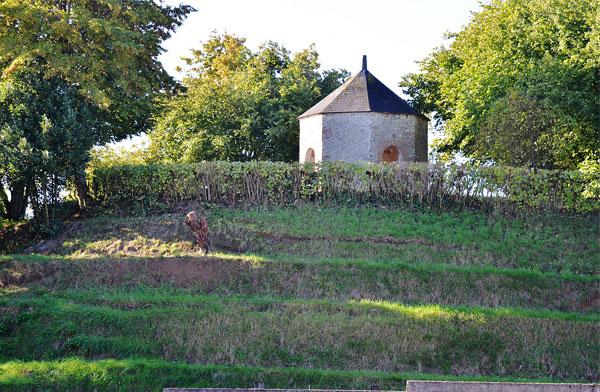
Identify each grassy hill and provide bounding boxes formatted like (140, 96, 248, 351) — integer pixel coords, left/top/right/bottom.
(0, 204, 598, 391)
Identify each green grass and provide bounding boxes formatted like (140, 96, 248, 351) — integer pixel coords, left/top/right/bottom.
(0, 358, 572, 392)
(213, 206, 599, 275)
(1, 204, 598, 389)
(1, 254, 598, 313)
(1, 289, 598, 380)
(46, 287, 600, 322)
(0, 218, 27, 229)
(57, 206, 599, 275)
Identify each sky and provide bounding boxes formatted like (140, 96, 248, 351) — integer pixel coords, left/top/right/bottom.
(118, 0, 484, 148)
(158, 0, 483, 96)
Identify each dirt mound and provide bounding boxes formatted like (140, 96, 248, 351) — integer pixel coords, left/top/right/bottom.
(0, 256, 254, 291)
(110, 257, 241, 288)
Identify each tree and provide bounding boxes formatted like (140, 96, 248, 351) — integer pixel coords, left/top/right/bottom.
(0, 66, 108, 222)
(0, 0, 193, 220)
(474, 90, 569, 169)
(147, 33, 349, 163)
(400, 0, 599, 170)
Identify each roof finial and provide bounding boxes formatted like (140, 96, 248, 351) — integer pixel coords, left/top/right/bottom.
(362, 55, 367, 70)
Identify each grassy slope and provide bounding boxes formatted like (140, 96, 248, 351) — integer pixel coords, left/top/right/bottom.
(0, 358, 569, 392)
(1, 254, 597, 312)
(60, 207, 599, 274)
(0, 205, 598, 391)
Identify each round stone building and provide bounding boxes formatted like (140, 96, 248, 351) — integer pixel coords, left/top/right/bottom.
(299, 56, 428, 164)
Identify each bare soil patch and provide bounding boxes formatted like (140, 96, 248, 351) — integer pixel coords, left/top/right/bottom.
(113, 257, 239, 289)
(1, 256, 252, 290)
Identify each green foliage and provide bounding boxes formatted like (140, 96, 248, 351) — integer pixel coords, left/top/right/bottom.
(89, 161, 599, 215)
(0, 66, 109, 225)
(578, 157, 600, 199)
(0, 190, 7, 217)
(147, 32, 349, 163)
(400, 0, 599, 170)
(88, 145, 149, 169)
(0, 0, 193, 222)
(475, 91, 565, 169)
(0, 0, 194, 139)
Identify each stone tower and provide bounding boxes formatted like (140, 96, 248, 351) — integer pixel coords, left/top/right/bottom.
(298, 56, 428, 164)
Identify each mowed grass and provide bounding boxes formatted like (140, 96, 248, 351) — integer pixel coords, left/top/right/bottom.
(0, 204, 598, 390)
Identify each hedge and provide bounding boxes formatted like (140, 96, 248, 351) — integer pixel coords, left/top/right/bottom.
(88, 161, 599, 214)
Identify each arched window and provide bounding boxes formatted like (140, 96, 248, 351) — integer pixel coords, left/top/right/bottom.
(305, 148, 315, 163)
(382, 146, 399, 162)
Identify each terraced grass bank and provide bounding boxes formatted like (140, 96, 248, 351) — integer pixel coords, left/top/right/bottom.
(2, 289, 598, 378)
(2, 254, 597, 313)
(0, 205, 598, 391)
(0, 358, 569, 392)
(61, 206, 600, 275)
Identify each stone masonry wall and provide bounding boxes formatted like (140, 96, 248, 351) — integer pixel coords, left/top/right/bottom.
(164, 382, 599, 392)
(320, 112, 426, 163)
(299, 114, 323, 163)
(368, 112, 416, 163)
(299, 112, 428, 164)
(321, 113, 372, 163)
(414, 117, 428, 162)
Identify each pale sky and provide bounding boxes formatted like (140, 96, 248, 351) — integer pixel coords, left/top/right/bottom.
(118, 0, 483, 148)
(158, 0, 483, 97)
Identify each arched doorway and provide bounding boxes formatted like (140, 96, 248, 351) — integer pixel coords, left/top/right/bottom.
(382, 146, 399, 162)
(305, 148, 315, 163)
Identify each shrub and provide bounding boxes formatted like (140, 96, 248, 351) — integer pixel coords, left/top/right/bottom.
(89, 161, 599, 214)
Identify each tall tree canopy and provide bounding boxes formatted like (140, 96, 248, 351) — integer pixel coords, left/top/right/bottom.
(400, 0, 599, 170)
(147, 33, 349, 163)
(0, 0, 193, 138)
(0, 0, 193, 220)
(0, 66, 108, 222)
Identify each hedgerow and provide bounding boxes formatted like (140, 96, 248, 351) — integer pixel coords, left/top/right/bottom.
(89, 161, 599, 214)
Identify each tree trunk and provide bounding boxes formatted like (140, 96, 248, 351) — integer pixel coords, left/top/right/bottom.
(184, 211, 212, 254)
(0, 188, 9, 219)
(73, 174, 89, 209)
(7, 181, 27, 221)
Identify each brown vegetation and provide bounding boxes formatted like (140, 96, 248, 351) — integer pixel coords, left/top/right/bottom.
(184, 211, 212, 254)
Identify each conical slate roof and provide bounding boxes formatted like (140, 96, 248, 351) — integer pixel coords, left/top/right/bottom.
(299, 56, 428, 120)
